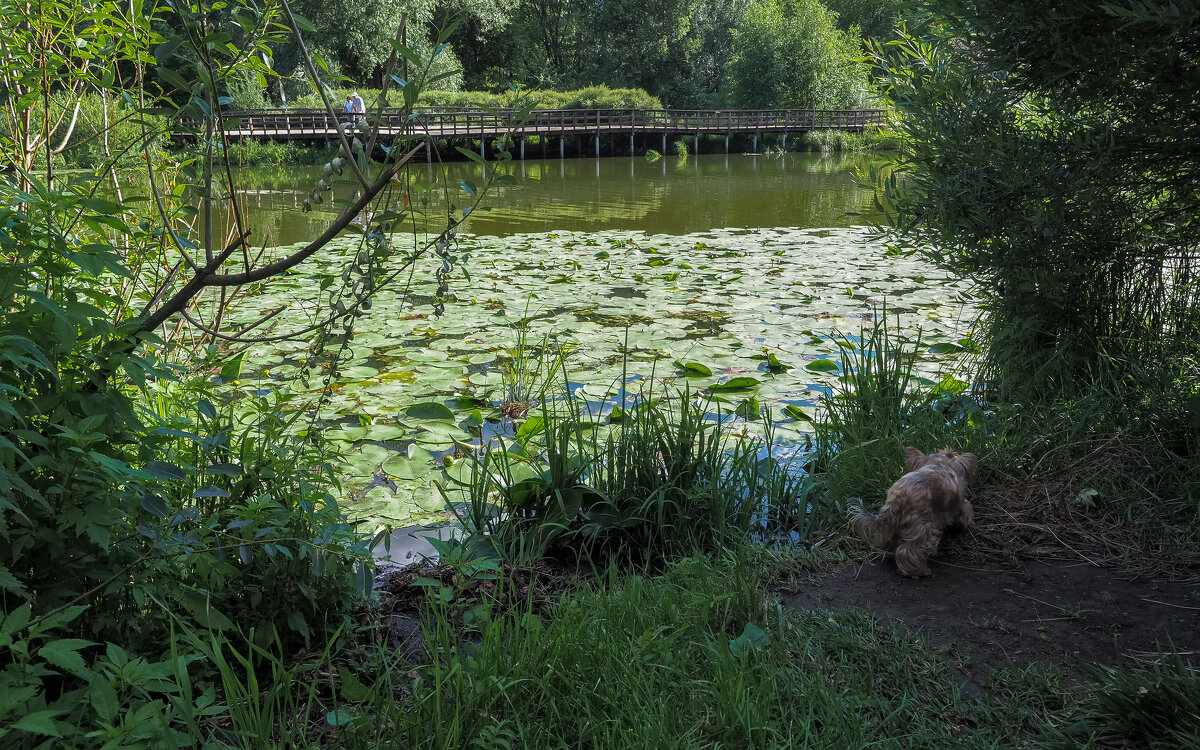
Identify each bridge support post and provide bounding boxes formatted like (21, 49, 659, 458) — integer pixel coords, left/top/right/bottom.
(520, 138, 525, 160)
(480, 138, 485, 160)
(629, 133, 634, 156)
(594, 135, 599, 158)
(693, 134, 698, 155)
(782, 133, 788, 150)
(661, 133, 666, 153)
(559, 137, 564, 159)
(753, 133, 758, 153)
(725, 134, 729, 154)
(426, 140, 433, 162)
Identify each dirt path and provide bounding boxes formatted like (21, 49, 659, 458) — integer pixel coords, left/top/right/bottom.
(782, 555, 1200, 694)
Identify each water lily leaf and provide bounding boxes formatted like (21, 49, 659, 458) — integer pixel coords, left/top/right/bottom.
(766, 353, 790, 372)
(782, 405, 812, 422)
(674, 360, 712, 377)
(407, 402, 455, 421)
(383, 454, 433, 480)
(709, 376, 760, 392)
(804, 359, 839, 374)
(734, 397, 760, 420)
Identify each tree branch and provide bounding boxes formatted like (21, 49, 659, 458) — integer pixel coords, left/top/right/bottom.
(136, 145, 419, 334)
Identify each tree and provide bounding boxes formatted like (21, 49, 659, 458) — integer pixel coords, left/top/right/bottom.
(271, 0, 516, 90)
(876, 4, 1200, 414)
(726, 0, 872, 110)
(824, 0, 904, 41)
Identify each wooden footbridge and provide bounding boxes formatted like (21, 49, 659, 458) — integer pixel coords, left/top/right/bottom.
(201, 107, 888, 158)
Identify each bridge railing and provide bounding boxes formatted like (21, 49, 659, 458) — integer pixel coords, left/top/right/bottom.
(188, 107, 889, 137)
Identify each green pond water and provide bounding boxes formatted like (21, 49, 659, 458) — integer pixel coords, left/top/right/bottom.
(216, 153, 978, 528)
(220, 152, 886, 243)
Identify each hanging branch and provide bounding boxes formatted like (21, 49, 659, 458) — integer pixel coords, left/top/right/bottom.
(277, 0, 370, 193)
(136, 144, 420, 334)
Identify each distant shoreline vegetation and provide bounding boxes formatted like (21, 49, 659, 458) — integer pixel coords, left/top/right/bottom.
(210, 127, 897, 167)
(28, 86, 895, 171)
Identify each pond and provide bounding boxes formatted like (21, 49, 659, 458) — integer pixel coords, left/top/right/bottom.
(216, 153, 978, 528)
(217, 152, 887, 243)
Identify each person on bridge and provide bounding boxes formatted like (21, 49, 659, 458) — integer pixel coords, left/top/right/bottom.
(351, 92, 365, 123)
(344, 96, 353, 126)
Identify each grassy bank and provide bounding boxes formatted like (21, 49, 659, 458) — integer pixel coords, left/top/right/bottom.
(177, 550, 1196, 749)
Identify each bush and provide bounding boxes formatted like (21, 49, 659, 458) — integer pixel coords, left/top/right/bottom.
(217, 139, 333, 166)
(0, 182, 372, 745)
(286, 85, 663, 112)
(444, 383, 809, 566)
(27, 91, 154, 169)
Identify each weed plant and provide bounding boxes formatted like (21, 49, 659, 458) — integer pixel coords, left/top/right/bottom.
(810, 312, 982, 506)
(445, 380, 808, 566)
(1041, 655, 1200, 749)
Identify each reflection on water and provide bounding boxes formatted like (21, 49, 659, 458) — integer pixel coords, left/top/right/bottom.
(208, 153, 886, 246)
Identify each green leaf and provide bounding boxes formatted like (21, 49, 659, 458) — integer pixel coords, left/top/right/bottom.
(729, 622, 770, 657)
(206, 462, 243, 477)
(709, 376, 760, 392)
(0, 562, 27, 596)
(1, 603, 32, 637)
(734, 397, 761, 420)
(38, 639, 96, 677)
(145, 461, 188, 480)
(804, 359, 839, 373)
(90, 678, 120, 723)
(515, 415, 546, 442)
(140, 493, 171, 518)
(13, 709, 63, 737)
(406, 402, 455, 421)
(157, 68, 191, 93)
(782, 404, 812, 422)
(455, 146, 488, 166)
(338, 665, 373, 702)
(219, 352, 245, 382)
(326, 709, 354, 726)
(178, 590, 234, 631)
(290, 12, 317, 32)
(674, 360, 712, 376)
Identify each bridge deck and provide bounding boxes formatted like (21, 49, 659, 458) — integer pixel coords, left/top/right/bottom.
(204, 107, 888, 141)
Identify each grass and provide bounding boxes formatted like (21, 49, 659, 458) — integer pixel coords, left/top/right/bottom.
(182, 548, 1197, 749)
(810, 311, 982, 507)
(444, 373, 810, 567)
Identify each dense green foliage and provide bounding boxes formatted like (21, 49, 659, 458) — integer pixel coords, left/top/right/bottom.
(727, 0, 873, 110)
(445, 386, 808, 565)
(0, 0, 446, 743)
(825, 0, 905, 41)
(288, 84, 663, 110)
(250, 0, 888, 108)
(873, 3, 1200, 517)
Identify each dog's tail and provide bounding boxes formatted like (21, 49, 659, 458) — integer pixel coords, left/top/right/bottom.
(847, 497, 899, 549)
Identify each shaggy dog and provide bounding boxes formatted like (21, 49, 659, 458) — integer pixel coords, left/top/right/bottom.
(849, 447, 977, 577)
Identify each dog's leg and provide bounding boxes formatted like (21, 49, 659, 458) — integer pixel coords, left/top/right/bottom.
(893, 522, 932, 577)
